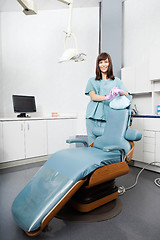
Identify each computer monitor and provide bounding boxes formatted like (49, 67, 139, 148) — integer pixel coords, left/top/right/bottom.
(12, 95, 36, 117)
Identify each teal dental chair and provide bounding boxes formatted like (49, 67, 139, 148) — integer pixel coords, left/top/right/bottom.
(11, 107, 142, 236)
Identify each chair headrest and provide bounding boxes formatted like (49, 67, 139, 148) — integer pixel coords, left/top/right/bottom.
(109, 95, 132, 110)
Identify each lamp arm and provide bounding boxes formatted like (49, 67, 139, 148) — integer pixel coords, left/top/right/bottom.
(57, 0, 71, 5)
(67, 0, 73, 36)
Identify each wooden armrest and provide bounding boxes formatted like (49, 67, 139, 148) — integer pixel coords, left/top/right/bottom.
(86, 162, 129, 189)
(125, 141, 134, 162)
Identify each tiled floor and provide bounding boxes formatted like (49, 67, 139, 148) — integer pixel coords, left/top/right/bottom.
(0, 162, 160, 240)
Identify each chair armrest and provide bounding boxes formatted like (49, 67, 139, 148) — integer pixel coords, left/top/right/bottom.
(66, 139, 88, 147)
(125, 128, 142, 141)
(103, 145, 125, 161)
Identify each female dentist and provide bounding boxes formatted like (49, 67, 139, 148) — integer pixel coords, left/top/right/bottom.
(85, 52, 128, 145)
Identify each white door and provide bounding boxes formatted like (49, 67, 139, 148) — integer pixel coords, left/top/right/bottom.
(2, 121, 25, 162)
(47, 119, 76, 155)
(25, 120, 47, 158)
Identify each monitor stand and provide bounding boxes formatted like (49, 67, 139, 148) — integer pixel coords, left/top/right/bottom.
(17, 113, 30, 118)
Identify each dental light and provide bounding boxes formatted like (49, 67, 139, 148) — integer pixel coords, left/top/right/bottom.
(58, 0, 86, 63)
(17, 0, 37, 15)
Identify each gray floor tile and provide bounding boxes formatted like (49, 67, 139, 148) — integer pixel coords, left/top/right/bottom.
(0, 163, 160, 240)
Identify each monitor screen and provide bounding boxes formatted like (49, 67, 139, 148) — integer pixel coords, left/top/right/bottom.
(12, 95, 36, 117)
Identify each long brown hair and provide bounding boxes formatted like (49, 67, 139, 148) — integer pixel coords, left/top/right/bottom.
(95, 52, 115, 80)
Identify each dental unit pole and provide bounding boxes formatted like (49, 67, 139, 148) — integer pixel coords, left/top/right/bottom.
(63, 0, 78, 53)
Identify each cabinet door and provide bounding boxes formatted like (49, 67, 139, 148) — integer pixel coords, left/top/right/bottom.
(121, 67, 136, 93)
(2, 121, 25, 162)
(25, 120, 47, 159)
(0, 122, 3, 163)
(47, 119, 76, 155)
(144, 118, 160, 131)
(131, 118, 144, 162)
(155, 132, 160, 164)
(135, 62, 151, 93)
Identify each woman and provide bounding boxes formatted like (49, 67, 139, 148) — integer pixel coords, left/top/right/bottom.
(85, 52, 128, 144)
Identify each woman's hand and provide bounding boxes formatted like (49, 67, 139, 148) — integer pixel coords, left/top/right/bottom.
(121, 91, 128, 96)
(110, 87, 128, 96)
(105, 87, 119, 100)
(105, 87, 128, 101)
(89, 88, 128, 102)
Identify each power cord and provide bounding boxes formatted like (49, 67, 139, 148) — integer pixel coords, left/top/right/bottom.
(118, 161, 160, 195)
(154, 178, 160, 187)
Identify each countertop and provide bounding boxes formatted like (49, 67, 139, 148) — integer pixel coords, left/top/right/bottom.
(0, 115, 77, 121)
(133, 114, 160, 118)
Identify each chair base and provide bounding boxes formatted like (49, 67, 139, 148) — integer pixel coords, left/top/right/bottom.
(56, 198, 122, 222)
(71, 180, 118, 212)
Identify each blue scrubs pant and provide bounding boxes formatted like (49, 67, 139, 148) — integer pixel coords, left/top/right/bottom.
(86, 118, 106, 145)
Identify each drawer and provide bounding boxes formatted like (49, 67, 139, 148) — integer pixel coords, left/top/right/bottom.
(143, 136, 155, 144)
(143, 143, 155, 153)
(144, 119, 160, 131)
(143, 130, 155, 138)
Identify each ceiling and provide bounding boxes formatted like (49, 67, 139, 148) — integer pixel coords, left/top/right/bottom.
(0, 0, 101, 12)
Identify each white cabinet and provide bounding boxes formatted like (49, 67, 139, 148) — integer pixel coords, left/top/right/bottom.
(143, 130, 156, 164)
(121, 64, 152, 94)
(121, 66, 136, 93)
(131, 118, 144, 162)
(25, 120, 47, 159)
(155, 132, 160, 163)
(131, 117, 160, 170)
(0, 117, 77, 163)
(0, 122, 3, 162)
(2, 121, 25, 162)
(47, 119, 76, 154)
(135, 62, 151, 93)
(143, 118, 160, 164)
(1, 120, 47, 163)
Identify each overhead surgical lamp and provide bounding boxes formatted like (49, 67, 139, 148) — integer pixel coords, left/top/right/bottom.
(58, 0, 86, 63)
(17, 0, 37, 15)
(17, 0, 86, 61)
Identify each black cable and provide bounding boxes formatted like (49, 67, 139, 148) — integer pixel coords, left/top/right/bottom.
(118, 161, 160, 195)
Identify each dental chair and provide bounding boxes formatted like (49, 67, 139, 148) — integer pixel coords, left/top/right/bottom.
(11, 106, 142, 236)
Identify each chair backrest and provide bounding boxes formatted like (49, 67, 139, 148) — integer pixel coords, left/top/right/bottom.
(93, 108, 131, 155)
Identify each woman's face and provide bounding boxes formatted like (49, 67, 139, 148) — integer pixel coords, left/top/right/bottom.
(99, 58, 109, 74)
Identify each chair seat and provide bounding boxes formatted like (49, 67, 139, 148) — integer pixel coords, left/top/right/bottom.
(45, 147, 122, 182)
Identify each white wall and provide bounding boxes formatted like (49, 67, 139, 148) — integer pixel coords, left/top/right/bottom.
(122, 0, 160, 114)
(123, 0, 160, 67)
(0, 7, 99, 134)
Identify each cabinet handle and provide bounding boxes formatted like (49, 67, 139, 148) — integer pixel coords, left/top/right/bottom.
(21, 124, 23, 131)
(28, 124, 30, 130)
